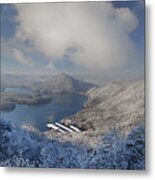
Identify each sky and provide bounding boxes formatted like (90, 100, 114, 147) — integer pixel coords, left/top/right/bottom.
(0, 1, 145, 81)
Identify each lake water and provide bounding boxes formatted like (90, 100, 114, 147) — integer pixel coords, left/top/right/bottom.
(4, 87, 32, 94)
(1, 92, 87, 131)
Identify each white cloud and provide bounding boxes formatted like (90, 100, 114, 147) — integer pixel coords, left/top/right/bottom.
(115, 7, 138, 33)
(14, 2, 138, 70)
(13, 48, 33, 66)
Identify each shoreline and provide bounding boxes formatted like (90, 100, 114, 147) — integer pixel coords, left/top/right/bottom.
(0, 90, 88, 112)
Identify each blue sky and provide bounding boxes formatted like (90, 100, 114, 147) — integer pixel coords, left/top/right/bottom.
(0, 1, 144, 81)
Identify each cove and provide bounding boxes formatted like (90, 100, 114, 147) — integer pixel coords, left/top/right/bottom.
(1, 93, 87, 131)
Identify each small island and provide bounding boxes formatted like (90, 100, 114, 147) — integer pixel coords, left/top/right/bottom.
(0, 99, 16, 111)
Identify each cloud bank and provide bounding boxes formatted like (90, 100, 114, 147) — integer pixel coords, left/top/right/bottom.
(14, 2, 138, 70)
(13, 48, 33, 66)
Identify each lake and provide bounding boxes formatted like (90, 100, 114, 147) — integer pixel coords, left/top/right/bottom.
(4, 87, 32, 94)
(1, 92, 87, 131)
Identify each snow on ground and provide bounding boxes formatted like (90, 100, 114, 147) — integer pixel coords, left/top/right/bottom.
(0, 119, 144, 169)
(0, 80, 145, 168)
(45, 81, 144, 147)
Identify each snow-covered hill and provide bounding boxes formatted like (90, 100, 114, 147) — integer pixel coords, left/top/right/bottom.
(37, 73, 96, 93)
(0, 119, 144, 169)
(46, 81, 144, 146)
(84, 80, 144, 134)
